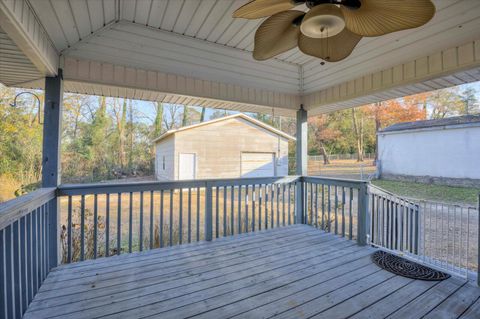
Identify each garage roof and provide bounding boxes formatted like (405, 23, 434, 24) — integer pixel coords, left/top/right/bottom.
(381, 114, 480, 133)
(153, 113, 296, 143)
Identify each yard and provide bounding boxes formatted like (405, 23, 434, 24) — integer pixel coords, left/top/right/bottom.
(372, 179, 480, 206)
(308, 159, 377, 180)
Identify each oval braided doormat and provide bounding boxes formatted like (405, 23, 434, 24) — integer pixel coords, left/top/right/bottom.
(371, 251, 450, 281)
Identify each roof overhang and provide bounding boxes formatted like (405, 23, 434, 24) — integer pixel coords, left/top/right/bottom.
(1, 1, 480, 117)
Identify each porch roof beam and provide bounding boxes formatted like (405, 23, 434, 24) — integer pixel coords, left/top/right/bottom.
(305, 39, 480, 116)
(59, 57, 301, 117)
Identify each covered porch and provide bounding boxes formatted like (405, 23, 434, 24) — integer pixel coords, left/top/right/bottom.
(1, 1, 480, 318)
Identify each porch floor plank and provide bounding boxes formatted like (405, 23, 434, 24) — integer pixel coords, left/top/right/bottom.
(23, 224, 480, 319)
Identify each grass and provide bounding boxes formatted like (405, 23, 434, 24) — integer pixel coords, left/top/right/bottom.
(372, 179, 480, 206)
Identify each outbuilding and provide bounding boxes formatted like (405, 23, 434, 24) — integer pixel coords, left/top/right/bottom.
(153, 114, 295, 180)
(377, 115, 480, 186)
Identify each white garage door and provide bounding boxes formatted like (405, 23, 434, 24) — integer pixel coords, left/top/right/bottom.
(241, 152, 275, 178)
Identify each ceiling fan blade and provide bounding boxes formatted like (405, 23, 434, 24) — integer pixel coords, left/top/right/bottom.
(341, 0, 435, 37)
(298, 29, 362, 62)
(233, 0, 296, 19)
(253, 10, 305, 61)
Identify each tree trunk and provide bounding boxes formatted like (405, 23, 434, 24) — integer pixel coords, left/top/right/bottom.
(182, 105, 189, 126)
(319, 144, 331, 165)
(200, 107, 206, 122)
(128, 99, 133, 172)
(351, 108, 364, 162)
(119, 99, 127, 170)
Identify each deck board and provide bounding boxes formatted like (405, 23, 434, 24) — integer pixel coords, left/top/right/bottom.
(23, 224, 480, 319)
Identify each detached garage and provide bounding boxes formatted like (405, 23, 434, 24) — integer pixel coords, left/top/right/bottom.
(153, 114, 295, 180)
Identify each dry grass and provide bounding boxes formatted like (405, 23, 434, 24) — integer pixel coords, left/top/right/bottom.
(308, 159, 376, 180)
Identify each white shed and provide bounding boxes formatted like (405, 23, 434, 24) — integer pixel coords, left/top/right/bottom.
(378, 115, 480, 186)
(153, 114, 295, 180)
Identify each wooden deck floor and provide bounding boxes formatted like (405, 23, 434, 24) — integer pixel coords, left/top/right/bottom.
(24, 225, 480, 319)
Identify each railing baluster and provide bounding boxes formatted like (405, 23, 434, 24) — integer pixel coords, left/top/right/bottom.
(128, 192, 133, 253)
(282, 184, 286, 226)
(264, 184, 268, 230)
(197, 187, 200, 241)
(67, 196, 72, 263)
(327, 185, 331, 232)
(117, 193, 122, 255)
(271, 184, 274, 228)
(169, 189, 173, 246)
(80, 195, 85, 261)
(93, 194, 98, 259)
(205, 183, 213, 241)
(179, 189, 183, 244)
(288, 183, 291, 225)
(258, 185, 262, 231)
(252, 185, 256, 232)
(32, 209, 37, 294)
(276, 184, 280, 227)
(150, 190, 154, 249)
(140, 191, 144, 251)
(342, 187, 346, 237)
(26, 214, 32, 303)
(230, 186, 234, 236)
(245, 185, 249, 232)
(20, 216, 27, 313)
(215, 186, 219, 238)
(105, 193, 110, 257)
(188, 188, 192, 243)
(238, 185, 242, 234)
(223, 186, 227, 237)
(160, 190, 164, 248)
(321, 185, 325, 230)
(5, 224, 13, 319)
(13, 220, 21, 317)
(334, 185, 338, 235)
(307, 183, 314, 226)
(314, 184, 318, 228)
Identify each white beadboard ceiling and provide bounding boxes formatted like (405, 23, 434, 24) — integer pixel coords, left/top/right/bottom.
(2, 0, 480, 114)
(28, 0, 480, 92)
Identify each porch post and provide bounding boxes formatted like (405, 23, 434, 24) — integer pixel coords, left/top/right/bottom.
(295, 106, 307, 224)
(42, 69, 63, 268)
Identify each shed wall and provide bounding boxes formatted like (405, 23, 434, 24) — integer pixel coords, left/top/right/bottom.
(155, 135, 175, 180)
(157, 117, 289, 180)
(378, 125, 480, 180)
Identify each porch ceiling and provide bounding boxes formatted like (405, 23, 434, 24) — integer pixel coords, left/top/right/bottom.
(1, 0, 480, 116)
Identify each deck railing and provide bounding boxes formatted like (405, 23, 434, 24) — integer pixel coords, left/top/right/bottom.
(369, 185, 479, 281)
(57, 176, 301, 263)
(302, 177, 369, 244)
(5, 176, 476, 318)
(0, 188, 56, 319)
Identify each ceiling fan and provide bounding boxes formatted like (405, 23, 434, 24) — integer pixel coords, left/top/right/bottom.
(232, 0, 435, 62)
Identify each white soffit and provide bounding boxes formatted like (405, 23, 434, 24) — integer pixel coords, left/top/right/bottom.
(0, 25, 42, 86)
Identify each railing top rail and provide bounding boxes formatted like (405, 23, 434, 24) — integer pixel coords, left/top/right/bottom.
(0, 187, 56, 230)
(303, 176, 367, 188)
(57, 176, 303, 196)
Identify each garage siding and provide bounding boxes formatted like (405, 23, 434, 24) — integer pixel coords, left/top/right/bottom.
(170, 117, 290, 180)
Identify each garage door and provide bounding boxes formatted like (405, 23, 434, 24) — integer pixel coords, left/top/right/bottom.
(241, 152, 275, 178)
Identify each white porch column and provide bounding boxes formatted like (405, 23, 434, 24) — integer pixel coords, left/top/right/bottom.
(42, 69, 63, 268)
(295, 106, 307, 224)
